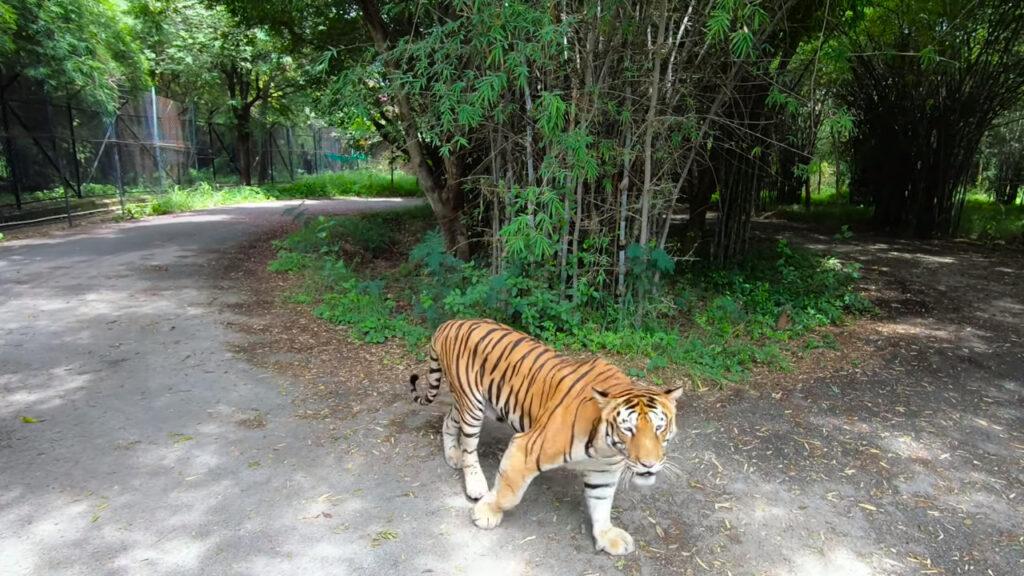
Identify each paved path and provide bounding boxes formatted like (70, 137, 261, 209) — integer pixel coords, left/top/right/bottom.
(1, 205, 1022, 576)
(0, 200, 429, 575)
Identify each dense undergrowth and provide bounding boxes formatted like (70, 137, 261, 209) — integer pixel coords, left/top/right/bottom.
(269, 206, 873, 385)
(118, 170, 421, 219)
(775, 189, 1024, 244)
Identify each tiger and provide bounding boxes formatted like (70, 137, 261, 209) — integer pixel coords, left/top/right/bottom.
(409, 319, 683, 555)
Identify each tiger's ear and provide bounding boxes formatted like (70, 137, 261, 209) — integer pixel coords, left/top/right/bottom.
(592, 388, 611, 408)
(664, 386, 684, 403)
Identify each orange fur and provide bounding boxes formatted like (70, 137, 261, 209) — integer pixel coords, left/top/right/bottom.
(410, 319, 683, 554)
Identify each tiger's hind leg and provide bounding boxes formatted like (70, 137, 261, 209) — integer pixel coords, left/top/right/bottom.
(441, 406, 462, 469)
(458, 401, 489, 500)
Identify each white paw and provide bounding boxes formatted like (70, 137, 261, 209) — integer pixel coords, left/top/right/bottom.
(595, 526, 635, 556)
(472, 497, 503, 529)
(463, 467, 489, 500)
(444, 447, 463, 469)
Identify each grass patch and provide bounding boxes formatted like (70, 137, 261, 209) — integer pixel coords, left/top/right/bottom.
(775, 189, 1024, 244)
(958, 194, 1024, 243)
(773, 190, 873, 232)
(273, 170, 421, 199)
(118, 169, 422, 219)
(268, 207, 870, 385)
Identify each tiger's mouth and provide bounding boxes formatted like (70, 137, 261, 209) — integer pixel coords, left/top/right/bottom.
(631, 471, 657, 486)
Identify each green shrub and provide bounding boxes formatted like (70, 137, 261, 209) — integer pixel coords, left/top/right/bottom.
(267, 251, 311, 273)
(268, 211, 871, 384)
(958, 194, 1024, 242)
(121, 183, 272, 218)
(274, 170, 421, 199)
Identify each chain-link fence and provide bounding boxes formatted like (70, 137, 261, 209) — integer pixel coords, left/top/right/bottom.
(0, 77, 369, 224)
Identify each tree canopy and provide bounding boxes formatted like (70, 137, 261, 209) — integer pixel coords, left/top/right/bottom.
(1, 0, 1022, 285)
(0, 0, 146, 111)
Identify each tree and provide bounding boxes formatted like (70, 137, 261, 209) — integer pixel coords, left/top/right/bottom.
(982, 114, 1024, 206)
(131, 0, 299, 185)
(838, 0, 1024, 236)
(0, 0, 146, 111)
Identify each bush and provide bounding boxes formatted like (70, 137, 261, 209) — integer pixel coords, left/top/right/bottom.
(267, 251, 311, 273)
(274, 170, 421, 199)
(122, 183, 272, 218)
(267, 209, 871, 384)
(958, 193, 1024, 243)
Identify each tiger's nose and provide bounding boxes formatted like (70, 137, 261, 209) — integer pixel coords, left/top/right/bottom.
(639, 459, 659, 469)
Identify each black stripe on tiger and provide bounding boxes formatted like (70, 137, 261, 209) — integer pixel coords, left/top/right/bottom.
(409, 346, 443, 405)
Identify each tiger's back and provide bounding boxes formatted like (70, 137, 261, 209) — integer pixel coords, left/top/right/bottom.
(414, 319, 632, 434)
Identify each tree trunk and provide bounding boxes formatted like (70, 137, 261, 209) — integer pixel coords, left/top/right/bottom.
(638, 0, 669, 246)
(235, 109, 252, 186)
(357, 0, 468, 259)
(685, 164, 714, 253)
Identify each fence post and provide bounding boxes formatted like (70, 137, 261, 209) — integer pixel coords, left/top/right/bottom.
(190, 102, 199, 176)
(110, 111, 126, 215)
(312, 127, 319, 175)
(208, 120, 216, 185)
(150, 87, 165, 191)
(0, 83, 23, 210)
(66, 100, 83, 199)
(285, 126, 295, 181)
(268, 125, 275, 183)
(43, 99, 73, 226)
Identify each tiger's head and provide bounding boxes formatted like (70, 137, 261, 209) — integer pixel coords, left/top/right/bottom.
(594, 386, 684, 486)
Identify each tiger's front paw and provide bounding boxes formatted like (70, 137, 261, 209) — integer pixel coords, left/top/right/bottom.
(594, 526, 635, 556)
(472, 497, 503, 529)
(444, 447, 463, 469)
(463, 466, 489, 500)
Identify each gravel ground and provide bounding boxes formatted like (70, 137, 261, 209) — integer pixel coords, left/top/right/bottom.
(1, 203, 1021, 576)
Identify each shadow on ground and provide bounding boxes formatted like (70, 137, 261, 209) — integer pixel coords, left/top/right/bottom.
(1, 206, 1021, 575)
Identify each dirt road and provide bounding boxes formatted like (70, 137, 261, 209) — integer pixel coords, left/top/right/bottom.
(2, 204, 1021, 575)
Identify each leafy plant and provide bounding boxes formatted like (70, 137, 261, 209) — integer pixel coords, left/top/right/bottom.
(267, 197, 870, 384)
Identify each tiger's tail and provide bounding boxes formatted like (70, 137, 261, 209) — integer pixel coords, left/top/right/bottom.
(410, 346, 443, 405)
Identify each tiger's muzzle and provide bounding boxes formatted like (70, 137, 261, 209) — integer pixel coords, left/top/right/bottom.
(627, 459, 663, 486)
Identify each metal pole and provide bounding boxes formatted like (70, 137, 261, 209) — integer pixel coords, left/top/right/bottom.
(190, 102, 199, 175)
(285, 126, 295, 181)
(150, 87, 164, 191)
(312, 127, 319, 174)
(110, 112, 126, 216)
(0, 84, 23, 210)
(66, 100, 83, 198)
(268, 126, 274, 183)
(44, 100, 72, 226)
(208, 120, 216, 184)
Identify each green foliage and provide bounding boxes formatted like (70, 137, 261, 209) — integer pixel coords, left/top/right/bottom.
(268, 208, 870, 384)
(265, 206, 435, 348)
(129, 0, 300, 120)
(313, 278, 426, 345)
(117, 171, 421, 220)
(957, 194, 1024, 244)
(123, 183, 271, 218)
(776, 193, 873, 232)
(273, 170, 421, 199)
(1, 0, 147, 112)
(267, 251, 311, 273)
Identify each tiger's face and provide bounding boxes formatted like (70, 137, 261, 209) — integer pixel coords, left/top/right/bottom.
(595, 387, 684, 486)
